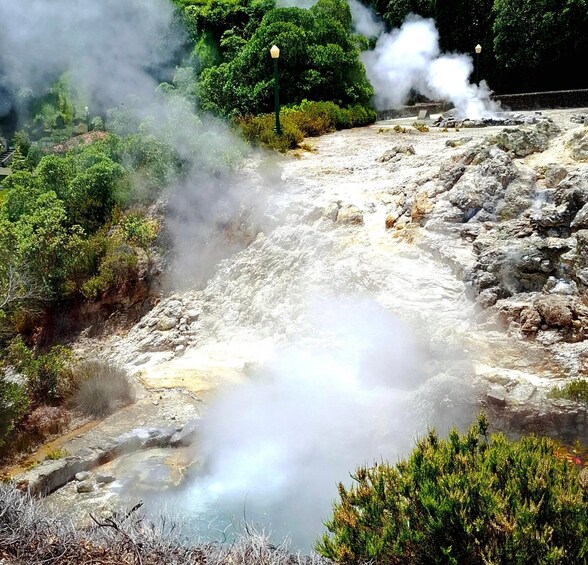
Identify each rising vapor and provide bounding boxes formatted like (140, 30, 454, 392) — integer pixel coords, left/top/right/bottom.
(147, 300, 475, 549)
(277, 0, 498, 117)
(362, 15, 499, 117)
(0, 0, 267, 287)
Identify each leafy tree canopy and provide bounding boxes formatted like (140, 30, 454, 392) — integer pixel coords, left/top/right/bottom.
(198, 0, 374, 116)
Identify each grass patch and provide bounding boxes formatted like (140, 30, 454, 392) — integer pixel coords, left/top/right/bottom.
(71, 360, 135, 417)
(45, 448, 68, 461)
(412, 121, 430, 132)
(0, 484, 330, 564)
(549, 378, 588, 403)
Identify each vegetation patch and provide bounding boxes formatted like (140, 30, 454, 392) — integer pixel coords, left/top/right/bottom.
(550, 378, 588, 403)
(318, 415, 588, 564)
(236, 101, 376, 151)
(0, 484, 329, 565)
(71, 360, 135, 418)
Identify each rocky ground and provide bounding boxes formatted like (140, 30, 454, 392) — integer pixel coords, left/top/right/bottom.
(13, 107, 588, 528)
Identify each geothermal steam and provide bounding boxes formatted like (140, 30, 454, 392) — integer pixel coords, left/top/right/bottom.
(279, 0, 497, 118)
(362, 16, 498, 118)
(151, 300, 474, 549)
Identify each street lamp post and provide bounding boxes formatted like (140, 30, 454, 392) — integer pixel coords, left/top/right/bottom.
(270, 44, 282, 135)
(475, 44, 482, 85)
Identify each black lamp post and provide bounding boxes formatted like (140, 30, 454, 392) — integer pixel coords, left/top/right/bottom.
(475, 44, 482, 85)
(270, 44, 282, 135)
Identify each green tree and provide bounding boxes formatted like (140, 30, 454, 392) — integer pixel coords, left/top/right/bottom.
(15, 191, 71, 297)
(376, 0, 434, 28)
(1, 172, 42, 223)
(492, 0, 588, 91)
(199, 0, 374, 116)
(66, 160, 125, 233)
(35, 155, 77, 200)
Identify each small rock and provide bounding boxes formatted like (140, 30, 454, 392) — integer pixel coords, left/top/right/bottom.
(175, 344, 185, 354)
(445, 137, 472, 148)
(486, 389, 507, 407)
(170, 419, 200, 447)
(535, 295, 574, 327)
(186, 309, 200, 321)
(322, 202, 339, 222)
(544, 164, 568, 188)
(377, 144, 415, 162)
(75, 472, 91, 482)
(509, 382, 536, 404)
(95, 474, 116, 485)
(385, 211, 400, 229)
(156, 316, 177, 331)
(77, 482, 94, 493)
(337, 205, 363, 225)
(520, 307, 541, 333)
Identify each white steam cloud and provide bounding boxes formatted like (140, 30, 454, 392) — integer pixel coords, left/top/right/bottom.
(0, 0, 181, 115)
(347, 0, 385, 37)
(363, 16, 498, 117)
(277, 0, 497, 118)
(150, 300, 475, 549)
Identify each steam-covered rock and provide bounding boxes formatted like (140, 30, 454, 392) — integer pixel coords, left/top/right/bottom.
(377, 144, 416, 162)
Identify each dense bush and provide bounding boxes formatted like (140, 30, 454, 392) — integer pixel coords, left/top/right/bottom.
(318, 415, 588, 564)
(71, 360, 135, 417)
(23, 405, 71, 440)
(237, 101, 376, 151)
(0, 374, 29, 446)
(5, 337, 76, 404)
(236, 113, 305, 152)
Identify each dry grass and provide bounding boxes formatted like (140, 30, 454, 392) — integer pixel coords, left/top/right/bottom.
(71, 360, 135, 418)
(0, 485, 330, 564)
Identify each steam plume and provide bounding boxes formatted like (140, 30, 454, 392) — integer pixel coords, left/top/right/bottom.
(347, 0, 385, 38)
(363, 16, 498, 117)
(150, 300, 475, 549)
(277, 0, 498, 118)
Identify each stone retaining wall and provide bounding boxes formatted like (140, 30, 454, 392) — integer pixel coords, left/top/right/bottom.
(377, 89, 588, 119)
(492, 89, 588, 111)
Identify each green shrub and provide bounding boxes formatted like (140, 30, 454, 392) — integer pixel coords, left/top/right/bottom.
(236, 113, 304, 152)
(119, 213, 159, 249)
(0, 374, 29, 446)
(236, 102, 376, 151)
(550, 379, 588, 403)
(44, 448, 68, 461)
(71, 360, 135, 417)
(6, 337, 75, 404)
(81, 240, 140, 300)
(318, 415, 588, 564)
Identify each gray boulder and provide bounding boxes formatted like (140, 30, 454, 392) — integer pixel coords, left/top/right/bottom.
(170, 419, 200, 447)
